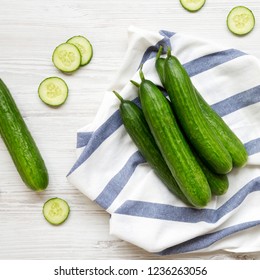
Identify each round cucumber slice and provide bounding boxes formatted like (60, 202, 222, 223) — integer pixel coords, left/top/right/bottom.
(38, 77, 68, 107)
(52, 43, 81, 73)
(67, 35, 93, 66)
(43, 197, 70, 225)
(227, 6, 255, 35)
(180, 0, 206, 12)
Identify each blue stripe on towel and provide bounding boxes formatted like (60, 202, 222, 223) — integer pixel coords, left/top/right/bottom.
(114, 177, 260, 253)
(183, 49, 246, 77)
(77, 132, 93, 148)
(211, 85, 260, 117)
(115, 177, 260, 222)
(159, 30, 176, 39)
(68, 111, 123, 175)
(159, 220, 260, 254)
(95, 151, 146, 209)
(138, 30, 175, 68)
(245, 138, 260, 156)
(68, 97, 141, 175)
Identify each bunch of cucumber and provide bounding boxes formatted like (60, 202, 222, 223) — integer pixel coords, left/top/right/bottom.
(114, 46, 248, 208)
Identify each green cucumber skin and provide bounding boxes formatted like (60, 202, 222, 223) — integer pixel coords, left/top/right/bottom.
(67, 36, 93, 66)
(156, 57, 247, 168)
(0, 79, 48, 191)
(164, 55, 233, 174)
(180, 0, 206, 12)
(117, 97, 190, 205)
(195, 88, 248, 167)
(139, 79, 211, 208)
(156, 58, 229, 195)
(195, 151, 229, 195)
(155, 57, 166, 86)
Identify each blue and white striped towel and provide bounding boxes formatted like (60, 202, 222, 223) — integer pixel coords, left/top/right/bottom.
(67, 26, 260, 255)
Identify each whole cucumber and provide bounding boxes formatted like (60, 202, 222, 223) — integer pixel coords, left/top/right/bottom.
(0, 79, 48, 191)
(113, 91, 190, 205)
(156, 55, 229, 195)
(137, 72, 211, 208)
(156, 51, 247, 168)
(164, 50, 233, 174)
(195, 87, 248, 167)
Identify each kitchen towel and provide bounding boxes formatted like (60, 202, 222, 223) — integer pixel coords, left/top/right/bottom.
(67, 26, 260, 255)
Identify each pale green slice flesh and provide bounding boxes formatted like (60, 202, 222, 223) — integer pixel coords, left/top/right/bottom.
(67, 36, 93, 66)
(227, 6, 255, 35)
(52, 43, 81, 72)
(43, 197, 70, 225)
(180, 0, 206, 12)
(38, 77, 68, 107)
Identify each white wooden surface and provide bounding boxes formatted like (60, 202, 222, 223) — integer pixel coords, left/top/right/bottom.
(0, 0, 260, 260)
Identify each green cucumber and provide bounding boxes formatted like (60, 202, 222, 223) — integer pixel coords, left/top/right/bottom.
(67, 35, 93, 66)
(195, 151, 229, 196)
(43, 197, 70, 225)
(164, 50, 233, 174)
(52, 43, 81, 73)
(0, 79, 48, 191)
(155, 53, 166, 87)
(194, 87, 248, 167)
(137, 70, 211, 208)
(38, 77, 68, 107)
(113, 91, 190, 205)
(156, 48, 247, 168)
(155, 56, 229, 195)
(227, 6, 255, 36)
(180, 0, 206, 12)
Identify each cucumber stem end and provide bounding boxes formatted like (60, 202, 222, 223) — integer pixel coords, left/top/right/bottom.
(156, 45, 163, 60)
(139, 65, 145, 81)
(113, 90, 124, 102)
(167, 47, 171, 58)
(130, 80, 140, 88)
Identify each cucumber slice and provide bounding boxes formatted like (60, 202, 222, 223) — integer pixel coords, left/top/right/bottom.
(180, 0, 206, 12)
(52, 43, 81, 73)
(67, 35, 93, 66)
(227, 6, 255, 35)
(38, 77, 68, 107)
(43, 197, 70, 225)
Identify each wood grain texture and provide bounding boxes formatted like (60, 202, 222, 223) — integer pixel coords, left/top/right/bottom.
(0, 0, 259, 260)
